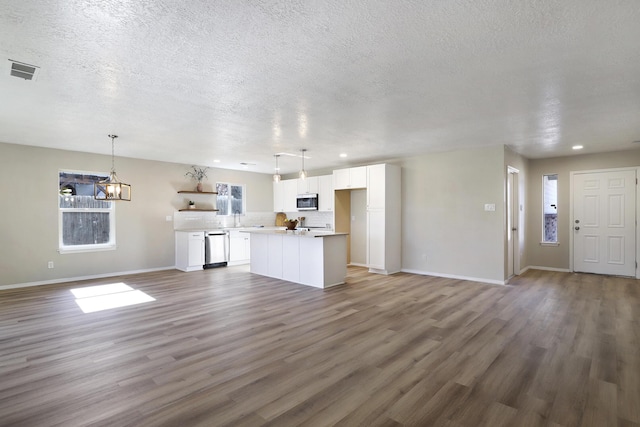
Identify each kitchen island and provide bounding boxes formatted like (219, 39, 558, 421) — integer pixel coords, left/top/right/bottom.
(243, 229, 348, 288)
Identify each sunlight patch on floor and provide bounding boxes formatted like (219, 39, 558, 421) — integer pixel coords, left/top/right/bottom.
(70, 282, 155, 313)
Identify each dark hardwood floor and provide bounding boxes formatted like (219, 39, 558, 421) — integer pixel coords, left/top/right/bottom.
(0, 266, 638, 426)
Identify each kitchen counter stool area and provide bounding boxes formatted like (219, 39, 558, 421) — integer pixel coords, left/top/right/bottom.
(245, 230, 347, 288)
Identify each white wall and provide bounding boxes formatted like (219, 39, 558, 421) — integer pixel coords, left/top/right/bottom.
(399, 146, 506, 283)
(0, 142, 273, 287)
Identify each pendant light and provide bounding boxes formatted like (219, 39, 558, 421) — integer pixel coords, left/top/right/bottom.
(94, 134, 132, 201)
(273, 154, 281, 183)
(299, 148, 307, 180)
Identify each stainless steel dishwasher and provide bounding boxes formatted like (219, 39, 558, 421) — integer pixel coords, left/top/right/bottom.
(204, 230, 229, 268)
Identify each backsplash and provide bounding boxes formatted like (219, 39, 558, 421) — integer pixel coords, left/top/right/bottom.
(281, 211, 334, 229)
(174, 210, 334, 230)
(174, 211, 277, 230)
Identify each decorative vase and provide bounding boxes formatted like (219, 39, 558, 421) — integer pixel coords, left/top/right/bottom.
(196, 182, 203, 192)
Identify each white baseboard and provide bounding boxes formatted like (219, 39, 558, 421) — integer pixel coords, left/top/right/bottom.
(0, 266, 176, 291)
(401, 268, 507, 286)
(520, 265, 571, 274)
(348, 262, 368, 267)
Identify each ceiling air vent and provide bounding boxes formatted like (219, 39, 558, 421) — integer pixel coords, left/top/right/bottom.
(8, 60, 39, 81)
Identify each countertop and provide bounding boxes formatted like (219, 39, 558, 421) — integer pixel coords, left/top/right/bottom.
(240, 229, 347, 238)
(175, 226, 283, 232)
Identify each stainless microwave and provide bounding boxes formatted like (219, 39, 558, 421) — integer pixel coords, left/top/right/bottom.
(297, 193, 318, 211)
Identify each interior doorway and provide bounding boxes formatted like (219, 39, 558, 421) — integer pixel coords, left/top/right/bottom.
(507, 167, 520, 279)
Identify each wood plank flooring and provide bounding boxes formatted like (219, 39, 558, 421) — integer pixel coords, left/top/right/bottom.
(0, 267, 638, 426)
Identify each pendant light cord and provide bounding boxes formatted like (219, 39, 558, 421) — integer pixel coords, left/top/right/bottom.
(108, 134, 118, 173)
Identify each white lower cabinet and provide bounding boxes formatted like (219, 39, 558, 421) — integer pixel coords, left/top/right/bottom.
(175, 231, 204, 272)
(229, 230, 250, 265)
(366, 210, 386, 270)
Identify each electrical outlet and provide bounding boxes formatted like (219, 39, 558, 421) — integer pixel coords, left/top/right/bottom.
(47, 261, 54, 269)
(484, 203, 496, 212)
(166, 215, 173, 221)
(422, 254, 427, 261)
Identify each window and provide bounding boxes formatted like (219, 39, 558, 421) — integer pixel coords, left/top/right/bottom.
(59, 171, 115, 253)
(542, 174, 558, 243)
(216, 182, 246, 216)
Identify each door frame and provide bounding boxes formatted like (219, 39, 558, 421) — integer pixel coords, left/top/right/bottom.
(506, 166, 520, 279)
(569, 166, 640, 279)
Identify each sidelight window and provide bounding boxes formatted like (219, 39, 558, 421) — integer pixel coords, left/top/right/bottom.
(59, 171, 116, 253)
(542, 174, 558, 243)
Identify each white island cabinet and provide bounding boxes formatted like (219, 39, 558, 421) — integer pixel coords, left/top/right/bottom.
(245, 230, 347, 288)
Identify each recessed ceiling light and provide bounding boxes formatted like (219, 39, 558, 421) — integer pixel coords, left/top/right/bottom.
(213, 159, 220, 163)
(339, 153, 347, 158)
(572, 145, 583, 150)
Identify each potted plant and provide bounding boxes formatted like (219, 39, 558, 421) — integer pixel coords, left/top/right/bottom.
(185, 166, 209, 192)
(188, 200, 196, 209)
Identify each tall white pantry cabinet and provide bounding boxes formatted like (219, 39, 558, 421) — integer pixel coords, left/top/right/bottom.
(366, 164, 401, 274)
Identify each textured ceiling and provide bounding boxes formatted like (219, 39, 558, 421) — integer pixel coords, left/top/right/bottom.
(1, 0, 640, 174)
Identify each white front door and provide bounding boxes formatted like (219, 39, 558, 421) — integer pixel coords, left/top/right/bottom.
(573, 170, 636, 276)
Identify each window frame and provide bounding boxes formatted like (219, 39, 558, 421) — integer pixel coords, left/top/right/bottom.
(58, 169, 117, 254)
(215, 182, 247, 216)
(541, 173, 559, 245)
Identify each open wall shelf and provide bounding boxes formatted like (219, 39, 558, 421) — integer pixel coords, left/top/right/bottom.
(178, 191, 218, 194)
(178, 191, 218, 211)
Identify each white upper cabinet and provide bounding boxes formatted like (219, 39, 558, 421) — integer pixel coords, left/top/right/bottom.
(333, 166, 367, 190)
(366, 164, 386, 210)
(318, 175, 334, 212)
(273, 181, 284, 212)
(283, 179, 298, 212)
(350, 166, 367, 188)
(297, 176, 319, 194)
(273, 179, 298, 212)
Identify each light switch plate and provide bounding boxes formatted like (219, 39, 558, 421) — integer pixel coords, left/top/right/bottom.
(166, 215, 173, 221)
(484, 203, 496, 212)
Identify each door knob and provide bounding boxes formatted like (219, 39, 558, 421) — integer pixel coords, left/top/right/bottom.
(575, 226, 580, 230)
